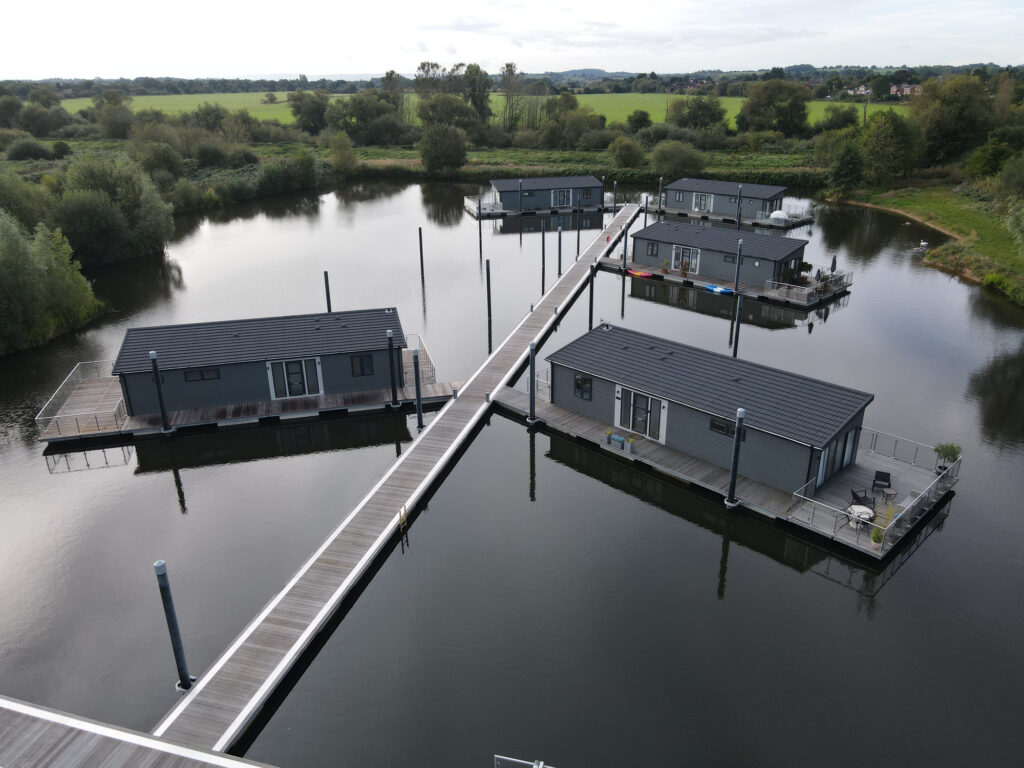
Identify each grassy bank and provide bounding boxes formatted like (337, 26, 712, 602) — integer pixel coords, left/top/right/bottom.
(852, 186, 1023, 304)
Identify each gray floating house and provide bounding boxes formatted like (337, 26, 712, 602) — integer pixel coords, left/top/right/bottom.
(662, 178, 785, 222)
(630, 221, 808, 286)
(546, 324, 873, 494)
(490, 176, 604, 212)
(112, 309, 406, 417)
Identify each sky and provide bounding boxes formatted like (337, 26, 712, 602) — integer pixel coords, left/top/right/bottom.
(3, 0, 1022, 80)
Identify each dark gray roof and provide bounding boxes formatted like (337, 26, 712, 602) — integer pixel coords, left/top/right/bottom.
(113, 309, 406, 375)
(631, 221, 806, 261)
(491, 176, 602, 192)
(546, 325, 873, 447)
(665, 177, 786, 199)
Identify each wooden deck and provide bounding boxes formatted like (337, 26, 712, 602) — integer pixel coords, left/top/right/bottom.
(36, 376, 126, 440)
(0, 695, 276, 768)
(494, 388, 954, 559)
(151, 203, 643, 751)
(656, 206, 814, 229)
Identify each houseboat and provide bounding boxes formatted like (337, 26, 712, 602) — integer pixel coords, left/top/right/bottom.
(467, 176, 605, 218)
(659, 177, 811, 228)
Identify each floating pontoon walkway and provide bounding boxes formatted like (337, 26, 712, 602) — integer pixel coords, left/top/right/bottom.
(0, 695, 277, 768)
(152, 204, 642, 751)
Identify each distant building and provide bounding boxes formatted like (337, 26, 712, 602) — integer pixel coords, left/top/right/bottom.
(112, 309, 407, 416)
(890, 83, 923, 96)
(546, 324, 874, 492)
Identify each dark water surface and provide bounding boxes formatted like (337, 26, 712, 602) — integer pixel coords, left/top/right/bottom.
(1, 182, 1023, 766)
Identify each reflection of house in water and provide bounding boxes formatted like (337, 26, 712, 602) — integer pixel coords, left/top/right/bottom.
(544, 430, 951, 603)
(493, 211, 604, 235)
(628, 276, 848, 331)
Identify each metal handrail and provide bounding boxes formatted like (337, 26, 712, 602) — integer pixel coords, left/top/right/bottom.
(403, 334, 436, 385)
(34, 361, 114, 420)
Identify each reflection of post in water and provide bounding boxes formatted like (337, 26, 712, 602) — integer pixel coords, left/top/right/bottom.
(731, 295, 743, 358)
(588, 264, 596, 331)
(540, 218, 546, 295)
(529, 428, 537, 503)
(172, 466, 188, 515)
(718, 515, 732, 600)
(487, 318, 493, 355)
(620, 273, 626, 319)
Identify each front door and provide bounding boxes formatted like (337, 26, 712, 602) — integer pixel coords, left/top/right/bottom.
(552, 189, 572, 207)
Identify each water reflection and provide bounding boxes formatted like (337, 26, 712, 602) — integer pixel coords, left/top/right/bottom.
(816, 203, 947, 263)
(969, 341, 1024, 447)
(494, 211, 604, 235)
(420, 182, 470, 227)
(543, 428, 950, 604)
(88, 254, 185, 316)
(333, 180, 406, 206)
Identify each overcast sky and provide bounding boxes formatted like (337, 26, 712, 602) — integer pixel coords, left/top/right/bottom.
(4, 0, 1021, 80)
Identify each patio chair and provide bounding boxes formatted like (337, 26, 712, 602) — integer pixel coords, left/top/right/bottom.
(872, 471, 892, 490)
(851, 489, 874, 508)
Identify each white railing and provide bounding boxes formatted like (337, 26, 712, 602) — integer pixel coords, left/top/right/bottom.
(763, 269, 853, 305)
(35, 361, 127, 439)
(862, 428, 938, 469)
(464, 195, 503, 216)
(403, 334, 436, 385)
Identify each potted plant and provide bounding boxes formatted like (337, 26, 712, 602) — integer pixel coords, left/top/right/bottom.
(604, 428, 613, 445)
(680, 260, 690, 276)
(626, 437, 635, 454)
(870, 523, 884, 548)
(661, 260, 669, 274)
(934, 442, 961, 474)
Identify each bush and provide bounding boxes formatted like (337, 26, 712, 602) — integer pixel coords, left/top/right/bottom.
(627, 110, 652, 133)
(196, 142, 228, 168)
(480, 124, 512, 148)
(168, 179, 216, 212)
(577, 128, 622, 151)
(5, 137, 51, 160)
(329, 131, 358, 176)
(649, 140, 705, 178)
(0, 128, 31, 151)
(0, 171, 54, 230)
(965, 141, 1014, 179)
(995, 154, 1024, 198)
(608, 136, 645, 168)
(418, 124, 467, 176)
(257, 151, 320, 195)
(134, 142, 184, 177)
(51, 141, 71, 159)
(512, 129, 541, 148)
(828, 142, 864, 193)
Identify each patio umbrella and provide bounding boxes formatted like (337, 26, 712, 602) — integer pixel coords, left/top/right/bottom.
(815, 268, 822, 282)
(830, 253, 837, 273)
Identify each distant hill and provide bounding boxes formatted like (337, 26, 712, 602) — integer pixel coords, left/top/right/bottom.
(540, 69, 638, 82)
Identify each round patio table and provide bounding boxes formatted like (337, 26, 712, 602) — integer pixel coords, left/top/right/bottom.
(848, 504, 875, 528)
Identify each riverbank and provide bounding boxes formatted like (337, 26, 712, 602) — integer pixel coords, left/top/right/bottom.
(838, 185, 1023, 306)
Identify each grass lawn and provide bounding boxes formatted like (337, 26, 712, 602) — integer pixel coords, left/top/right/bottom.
(60, 91, 907, 131)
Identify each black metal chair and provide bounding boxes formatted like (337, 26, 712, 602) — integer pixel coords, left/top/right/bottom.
(872, 471, 892, 490)
(851, 489, 874, 508)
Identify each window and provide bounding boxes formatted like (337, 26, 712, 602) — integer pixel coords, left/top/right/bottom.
(184, 367, 220, 382)
(724, 254, 735, 263)
(573, 374, 592, 400)
(268, 357, 320, 399)
(710, 417, 746, 440)
(692, 192, 713, 212)
(646, 241, 658, 257)
(582, 188, 592, 199)
(553, 189, 572, 206)
(674, 191, 685, 203)
(728, 196, 738, 203)
(616, 387, 665, 442)
(671, 245, 700, 273)
(521, 190, 534, 198)
(351, 354, 374, 377)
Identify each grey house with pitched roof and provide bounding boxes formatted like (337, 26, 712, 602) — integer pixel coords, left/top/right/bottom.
(662, 178, 786, 220)
(631, 221, 808, 285)
(491, 176, 603, 212)
(112, 309, 406, 416)
(546, 325, 874, 493)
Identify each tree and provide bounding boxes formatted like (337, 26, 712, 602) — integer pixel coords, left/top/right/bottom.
(414, 62, 444, 98)
(0, 95, 22, 128)
(684, 95, 726, 129)
(500, 62, 525, 132)
(462, 64, 492, 124)
(287, 89, 330, 134)
(92, 90, 132, 108)
(0, 170, 54, 231)
(649, 140, 706, 178)
(627, 110, 652, 133)
(608, 136, 645, 168)
(737, 79, 810, 136)
(326, 90, 403, 145)
(262, 92, 278, 104)
(96, 103, 134, 138)
(329, 131, 358, 176)
(869, 75, 892, 100)
(860, 109, 917, 185)
(16, 104, 53, 137)
(828, 142, 864, 192)
(911, 75, 990, 163)
(417, 94, 479, 135)
(815, 104, 858, 133)
(27, 85, 61, 108)
(418, 123, 467, 176)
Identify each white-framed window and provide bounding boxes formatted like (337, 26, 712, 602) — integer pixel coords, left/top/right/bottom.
(674, 191, 685, 203)
(614, 385, 667, 443)
(267, 357, 321, 399)
(552, 188, 572, 206)
(646, 241, 658, 257)
(692, 192, 713, 212)
(671, 245, 700, 273)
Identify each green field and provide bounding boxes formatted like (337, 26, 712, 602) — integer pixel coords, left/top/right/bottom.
(61, 91, 907, 130)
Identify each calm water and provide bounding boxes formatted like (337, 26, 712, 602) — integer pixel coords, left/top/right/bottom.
(1, 182, 1022, 766)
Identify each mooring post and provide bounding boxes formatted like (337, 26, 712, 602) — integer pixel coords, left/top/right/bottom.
(612, 180, 617, 212)
(557, 226, 563, 276)
(518, 178, 523, 212)
(643, 195, 649, 228)
(149, 351, 170, 432)
(724, 408, 745, 509)
(576, 199, 581, 257)
(154, 560, 194, 692)
(540, 218, 546, 295)
(732, 295, 743, 358)
(323, 270, 332, 313)
(418, 226, 425, 284)
(485, 258, 492, 321)
(622, 222, 629, 265)
(387, 330, 398, 405)
(732, 238, 743, 292)
(588, 263, 596, 330)
(528, 341, 537, 423)
(735, 184, 743, 230)
(413, 348, 424, 430)
(657, 176, 664, 212)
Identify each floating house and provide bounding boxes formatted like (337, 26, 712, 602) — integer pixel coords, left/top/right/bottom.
(489, 176, 604, 212)
(546, 324, 873, 494)
(661, 178, 786, 222)
(630, 221, 808, 286)
(112, 309, 407, 417)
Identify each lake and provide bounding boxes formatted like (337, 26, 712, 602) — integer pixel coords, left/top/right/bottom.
(0, 181, 1022, 767)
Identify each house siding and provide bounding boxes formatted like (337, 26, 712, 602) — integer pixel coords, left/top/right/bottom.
(664, 188, 784, 218)
(632, 236, 803, 283)
(551, 362, 816, 493)
(497, 185, 603, 211)
(122, 349, 405, 416)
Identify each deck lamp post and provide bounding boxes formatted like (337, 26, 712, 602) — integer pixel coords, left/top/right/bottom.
(643, 195, 649, 228)
(732, 239, 743, 292)
(387, 330, 398, 406)
(528, 342, 537, 424)
(724, 408, 745, 509)
(518, 179, 523, 212)
(323, 270, 332, 312)
(153, 560, 195, 692)
(658, 176, 664, 211)
(413, 348, 424, 430)
(735, 184, 743, 230)
(150, 351, 170, 432)
(557, 226, 563, 276)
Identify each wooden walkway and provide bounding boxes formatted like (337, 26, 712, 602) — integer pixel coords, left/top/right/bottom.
(151, 203, 642, 751)
(0, 695, 276, 768)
